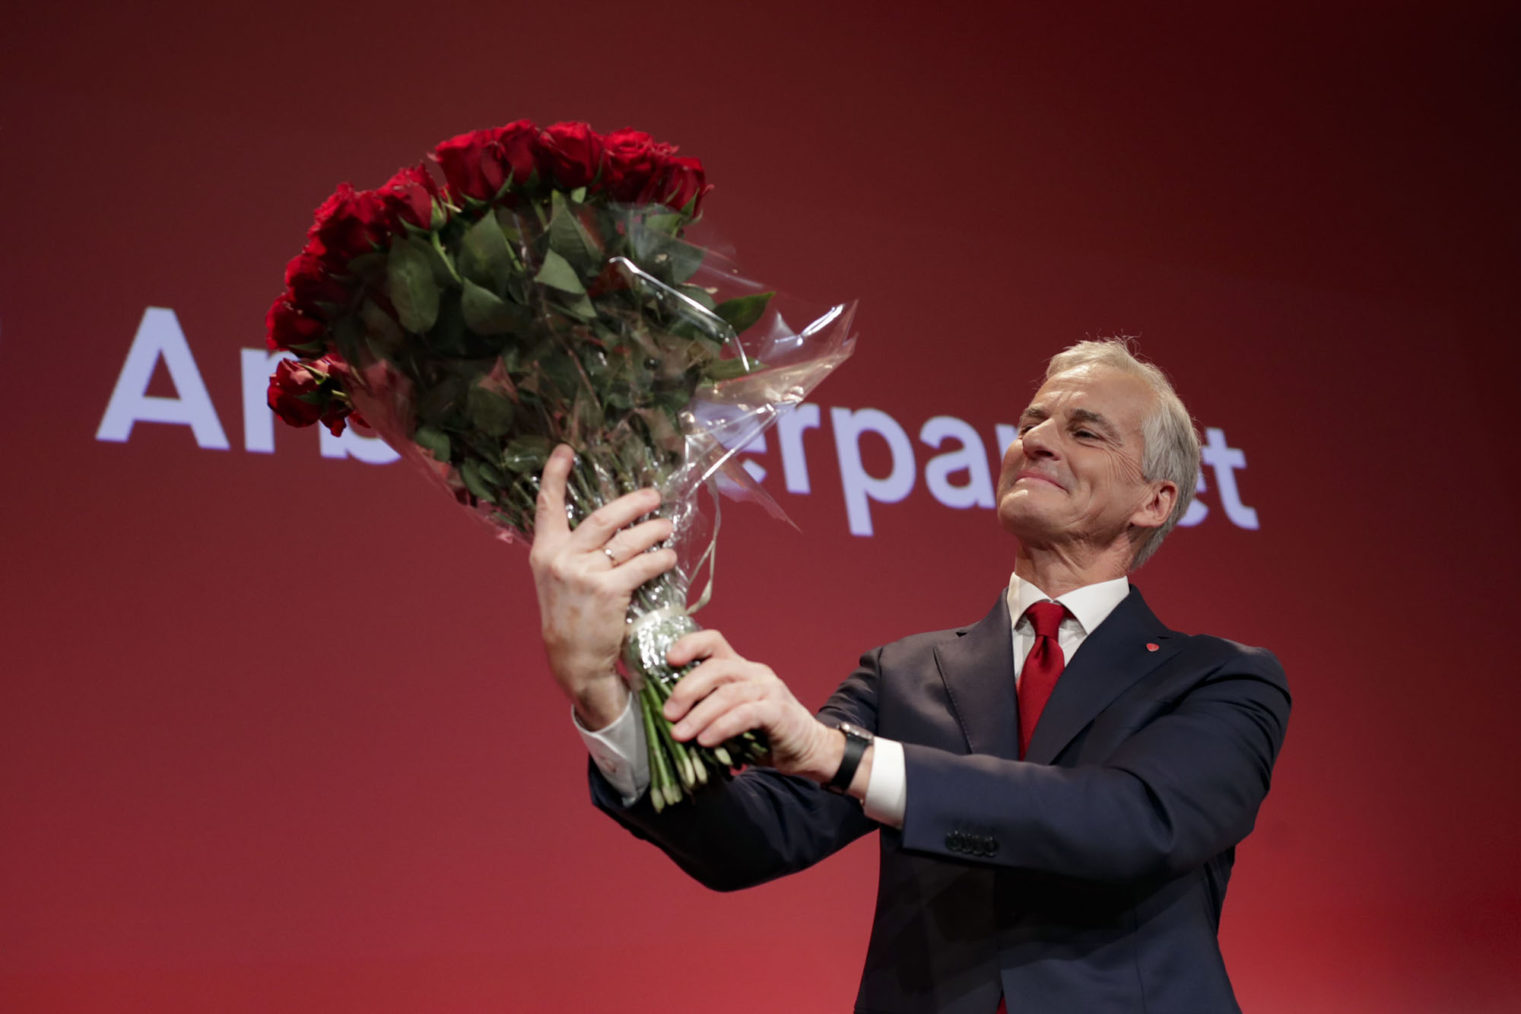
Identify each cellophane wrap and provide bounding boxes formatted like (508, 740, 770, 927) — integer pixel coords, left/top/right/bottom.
(266, 123, 855, 809)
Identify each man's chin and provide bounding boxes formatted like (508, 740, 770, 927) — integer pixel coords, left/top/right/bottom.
(997, 501, 1061, 542)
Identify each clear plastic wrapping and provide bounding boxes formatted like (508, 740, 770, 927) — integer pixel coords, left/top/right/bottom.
(266, 121, 855, 808)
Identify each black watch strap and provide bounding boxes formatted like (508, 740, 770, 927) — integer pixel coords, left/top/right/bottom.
(827, 723, 873, 794)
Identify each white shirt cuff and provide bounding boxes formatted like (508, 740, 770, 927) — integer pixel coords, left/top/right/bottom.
(862, 736, 906, 828)
(571, 694, 649, 806)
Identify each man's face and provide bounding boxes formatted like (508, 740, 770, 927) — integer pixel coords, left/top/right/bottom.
(996, 364, 1172, 553)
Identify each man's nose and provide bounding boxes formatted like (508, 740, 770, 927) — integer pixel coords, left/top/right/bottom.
(1020, 421, 1059, 458)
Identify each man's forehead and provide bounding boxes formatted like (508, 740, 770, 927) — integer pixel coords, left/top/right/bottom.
(1022, 366, 1154, 421)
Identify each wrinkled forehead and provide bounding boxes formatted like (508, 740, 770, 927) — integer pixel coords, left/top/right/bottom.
(1025, 364, 1157, 432)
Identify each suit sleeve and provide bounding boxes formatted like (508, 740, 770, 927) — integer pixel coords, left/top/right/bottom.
(587, 655, 883, 892)
(899, 640, 1290, 883)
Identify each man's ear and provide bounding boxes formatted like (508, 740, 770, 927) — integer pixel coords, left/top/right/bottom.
(1129, 479, 1178, 532)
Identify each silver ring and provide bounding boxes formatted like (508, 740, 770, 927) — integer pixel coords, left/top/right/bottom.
(602, 546, 619, 565)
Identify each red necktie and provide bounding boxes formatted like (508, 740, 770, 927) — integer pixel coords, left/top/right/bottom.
(1017, 601, 1067, 760)
(997, 603, 1068, 1012)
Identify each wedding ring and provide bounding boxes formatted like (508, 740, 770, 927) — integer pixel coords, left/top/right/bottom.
(603, 545, 619, 565)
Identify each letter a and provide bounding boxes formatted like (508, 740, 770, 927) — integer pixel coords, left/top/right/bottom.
(96, 307, 230, 449)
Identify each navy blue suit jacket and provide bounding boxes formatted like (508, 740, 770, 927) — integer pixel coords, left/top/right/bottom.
(592, 587, 1290, 1013)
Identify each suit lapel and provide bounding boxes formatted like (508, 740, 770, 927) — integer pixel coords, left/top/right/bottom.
(933, 594, 1020, 760)
(1024, 585, 1183, 764)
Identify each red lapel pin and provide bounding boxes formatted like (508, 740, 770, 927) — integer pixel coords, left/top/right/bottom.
(1146, 642, 1159, 652)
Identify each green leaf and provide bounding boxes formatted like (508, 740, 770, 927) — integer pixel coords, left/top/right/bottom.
(501, 436, 552, 473)
(413, 425, 452, 462)
(626, 219, 663, 262)
(425, 292, 468, 356)
(705, 357, 762, 381)
(460, 214, 514, 291)
(494, 207, 524, 246)
(461, 278, 522, 334)
(415, 372, 468, 426)
(345, 250, 387, 282)
(460, 458, 497, 503)
(554, 290, 599, 321)
(359, 299, 404, 355)
(330, 314, 364, 365)
(678, 284, 717, 310)
(713, 292, 773, 334)
(548, 191, 602, 276)
(534, 248, 586, 294)
(424, 233, 461, 285)
(664, 239, 704, 283)
(388, 238, 440, 332)
(643, 212, 684, 237)
(466, 384, 516, 437)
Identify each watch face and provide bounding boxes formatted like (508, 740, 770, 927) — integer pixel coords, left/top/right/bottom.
(828, 723, 872, 794)
(839, 723, 873, 743)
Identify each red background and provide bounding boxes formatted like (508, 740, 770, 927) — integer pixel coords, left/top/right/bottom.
(3, 2, 1518, 1011)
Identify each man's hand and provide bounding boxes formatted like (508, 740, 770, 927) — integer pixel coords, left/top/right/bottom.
(664, 630, 846, 784)
(528, 444, 678, 729)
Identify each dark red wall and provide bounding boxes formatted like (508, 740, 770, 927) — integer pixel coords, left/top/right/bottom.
(3, 3, 1518, 1010)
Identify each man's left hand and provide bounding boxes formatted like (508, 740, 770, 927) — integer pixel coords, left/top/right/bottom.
(664, 631, 843, 783)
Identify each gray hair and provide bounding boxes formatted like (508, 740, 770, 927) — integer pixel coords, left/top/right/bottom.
(1044, 338, 1200, 569)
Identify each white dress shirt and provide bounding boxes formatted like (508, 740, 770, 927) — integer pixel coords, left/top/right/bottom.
(575, 573, 1133, 821)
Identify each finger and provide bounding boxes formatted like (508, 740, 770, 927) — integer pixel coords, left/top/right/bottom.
(663, 657, 750, 720)
(533, 444, 576, 539)
(688, 695, 773, 749)
(604, 547, 679, 593)
(571, 487, 664, 548)
(694, 703, 768, 749)
(603, 516, 674, 564)
(667, 630, 735, 668)
(670, 680, 765, 742)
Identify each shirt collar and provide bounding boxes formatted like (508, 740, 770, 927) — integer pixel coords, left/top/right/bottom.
(1006, 572, 1131, 636)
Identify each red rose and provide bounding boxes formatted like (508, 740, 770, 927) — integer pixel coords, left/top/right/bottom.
(265, 295, 327, 353)
(283, 249, 350, 317)
(538, 121, 605, 190)
(312, 355, 356, 435)
(433, 128, 500, 201)
(267, 355, 355, 434)
(267, 358, 324, 427)
(603, 128, 677, 202)
(318, 400, 354, 436)
(377, 163, 439, 231)
(493, 120, 540, 188)
(639, 155, 710, 214)
(307, 183, 388, 267)
(433, 120, 540, 202)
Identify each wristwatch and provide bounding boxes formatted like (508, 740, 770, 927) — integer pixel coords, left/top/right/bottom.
(826, 723, 874, 794)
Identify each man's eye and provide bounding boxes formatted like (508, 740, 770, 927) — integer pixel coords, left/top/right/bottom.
(1075, 429, 1096, 439)
(1017, 424, 1034, 435)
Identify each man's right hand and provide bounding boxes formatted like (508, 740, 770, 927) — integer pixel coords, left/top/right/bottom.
(528, 444, 678, 729)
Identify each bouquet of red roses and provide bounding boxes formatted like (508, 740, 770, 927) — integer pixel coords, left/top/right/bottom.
(266, 120, 855, 809)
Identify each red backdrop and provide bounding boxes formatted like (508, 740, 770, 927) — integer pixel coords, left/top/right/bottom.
(3, 2, 1518, 1011)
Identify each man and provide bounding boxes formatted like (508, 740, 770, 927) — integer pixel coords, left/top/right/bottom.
(529, 340, 1290, 1012)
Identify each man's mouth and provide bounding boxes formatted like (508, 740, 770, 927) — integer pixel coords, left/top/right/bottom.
(1014, 470, 1065, 490)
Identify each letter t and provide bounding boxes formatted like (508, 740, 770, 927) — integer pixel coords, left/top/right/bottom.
(1200, 427, 1259, 530)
